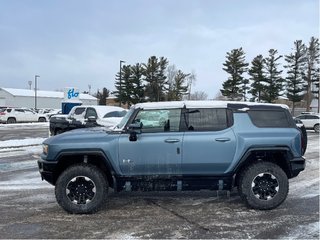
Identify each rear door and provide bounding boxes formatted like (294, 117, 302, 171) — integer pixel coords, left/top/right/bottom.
(181, 108, 236, 175)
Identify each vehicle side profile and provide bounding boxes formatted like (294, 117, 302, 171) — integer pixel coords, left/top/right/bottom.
(49, 105, 127, 135)
(0, 107, 47, 124)
(296, 113, 319, 133)
(38, 101, 306, 214)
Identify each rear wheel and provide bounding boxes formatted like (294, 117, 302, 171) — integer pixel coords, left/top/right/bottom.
(314, 124, 319, 133)
(7, 118, 16, 124)
(238, 161, 288, 210)
(55, 164, 108, 214)
(38, 117, 46, 122)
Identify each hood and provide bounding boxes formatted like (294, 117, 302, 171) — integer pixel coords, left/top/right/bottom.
(44, 126, 118, 145)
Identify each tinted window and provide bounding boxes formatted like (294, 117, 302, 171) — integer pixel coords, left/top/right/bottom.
(104, 110, 128, 118)
(15, 109, 24, 113)
(133, 109, 181, 133)
(182, 108, 228, 131)
(305, 115, 319, 119)
(248, 110, 290, 127)
(85, 108, 97, 118)
(74, 107, 85, 115)
(104, 111, 119, 118)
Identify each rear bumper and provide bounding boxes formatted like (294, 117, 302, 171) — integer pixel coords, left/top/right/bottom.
(290, 156, 306, 177)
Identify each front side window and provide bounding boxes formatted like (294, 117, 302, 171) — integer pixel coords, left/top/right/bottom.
(132, 109, 181, 133)
(73, 107, 85, 116)
(182, 108, 229, 131)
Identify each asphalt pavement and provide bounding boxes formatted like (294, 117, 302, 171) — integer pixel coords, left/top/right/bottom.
(0, 125, 318, 239)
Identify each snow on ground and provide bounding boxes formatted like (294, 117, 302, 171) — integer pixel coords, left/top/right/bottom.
(0, 138, 46, 148)
(0, 122, 48, 129)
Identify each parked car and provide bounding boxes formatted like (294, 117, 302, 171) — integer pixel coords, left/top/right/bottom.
(0, 107, 48, 124)
(296, 114, 319, 133)
(49, 105, 127, 135)
(38, 101, 305, 214)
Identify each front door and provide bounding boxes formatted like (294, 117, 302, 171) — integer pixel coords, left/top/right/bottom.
(118, 108, 183, 176)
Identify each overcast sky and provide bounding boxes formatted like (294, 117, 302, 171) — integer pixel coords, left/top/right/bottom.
(0, 0, 319, 98)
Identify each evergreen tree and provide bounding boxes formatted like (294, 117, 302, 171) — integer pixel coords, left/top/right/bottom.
(261, 49, 284, 103)
(248, 55, 265, 102)
(129, 63, 145, 105)
(143, 56, 169, 102)
(114, 64, 131, 106)
(167, 70, 189, 101)
(304, 37, 320, 111)
(95, 87, 110, 105)
(284, 40, 307, 115)
(220, 48, 249, 100)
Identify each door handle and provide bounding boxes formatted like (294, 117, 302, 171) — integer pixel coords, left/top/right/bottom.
(164, 139, 180, 143)
(215, 138, 231, 142)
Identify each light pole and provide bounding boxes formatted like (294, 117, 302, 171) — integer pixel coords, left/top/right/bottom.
(119, 60, 125, 107)
(34, 75, 40, 110)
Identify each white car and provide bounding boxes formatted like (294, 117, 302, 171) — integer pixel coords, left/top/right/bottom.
(0, 107, 48, 124)
(296, 114, 320, 133)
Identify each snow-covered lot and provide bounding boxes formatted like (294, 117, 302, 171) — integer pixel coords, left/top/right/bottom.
(0, 123, 319, 239)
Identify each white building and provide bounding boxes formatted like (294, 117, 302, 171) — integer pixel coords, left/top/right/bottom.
(0, 88, 97, 109)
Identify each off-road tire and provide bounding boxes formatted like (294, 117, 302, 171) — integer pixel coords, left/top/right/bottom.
(238, 161, 288, 210)
(7, 118, 16, 124)
(55, 164, 108, 214)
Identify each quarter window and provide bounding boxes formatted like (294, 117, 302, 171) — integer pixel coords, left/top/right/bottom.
(248, 110, 290, 128)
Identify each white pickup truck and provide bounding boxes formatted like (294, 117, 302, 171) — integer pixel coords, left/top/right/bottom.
(49, 105, 127, 135)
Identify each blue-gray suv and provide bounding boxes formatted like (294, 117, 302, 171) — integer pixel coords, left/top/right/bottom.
(38, 101, 306, 214)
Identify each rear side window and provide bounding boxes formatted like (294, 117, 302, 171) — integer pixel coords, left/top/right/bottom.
(248, 110, 291, 128)
(182, 108, 229, 131)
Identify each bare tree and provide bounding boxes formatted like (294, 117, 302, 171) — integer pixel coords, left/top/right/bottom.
(189, 91, 208, 100)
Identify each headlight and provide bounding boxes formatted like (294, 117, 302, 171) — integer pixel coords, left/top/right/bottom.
(43, 144, 49, 155)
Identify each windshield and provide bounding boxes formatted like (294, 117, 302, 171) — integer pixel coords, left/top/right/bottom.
(115, 108, 134, 129)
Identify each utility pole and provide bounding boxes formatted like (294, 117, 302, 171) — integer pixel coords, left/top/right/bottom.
(34, 75, 40, 110)
(119, 60, 125, 107)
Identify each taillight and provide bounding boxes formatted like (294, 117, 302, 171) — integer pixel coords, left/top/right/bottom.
(0, 112, 5, 115)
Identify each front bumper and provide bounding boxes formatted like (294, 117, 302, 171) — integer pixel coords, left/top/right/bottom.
(37, 159, 57, 185)
(290, 156, 306, 177)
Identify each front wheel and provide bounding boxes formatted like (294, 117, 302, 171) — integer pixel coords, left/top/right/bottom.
(314, 124, 319, 133)
(55, 164, 108, 214)
(238, 161, 288, 210)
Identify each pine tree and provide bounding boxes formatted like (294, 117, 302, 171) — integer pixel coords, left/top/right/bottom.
(129, 63, 145, 105)
(167, 70, 189, 101)
(114, 64, 131, 106)
(248, 55, 265, 102)
(143, 56, 169, 102)
(95, 87, 110, 105)
(261, 49, 284, 103)
(284, 40, 307, 115)
(220, 48, 249, 100)
(304, 37, 320, 111)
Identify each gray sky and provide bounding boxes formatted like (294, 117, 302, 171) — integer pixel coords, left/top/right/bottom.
(0, 0, 319, 98)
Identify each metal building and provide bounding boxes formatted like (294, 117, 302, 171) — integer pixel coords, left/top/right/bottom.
(0, 88, 97, 109)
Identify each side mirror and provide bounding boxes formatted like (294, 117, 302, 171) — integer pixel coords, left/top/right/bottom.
(128, 122, 142, 141)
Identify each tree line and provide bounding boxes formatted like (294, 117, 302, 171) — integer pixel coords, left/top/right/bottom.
(220, 36, 319, 114)
(112, 56, 198, 107)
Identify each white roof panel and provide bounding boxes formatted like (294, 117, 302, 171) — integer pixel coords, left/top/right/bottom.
(134, 100, 288, 110)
